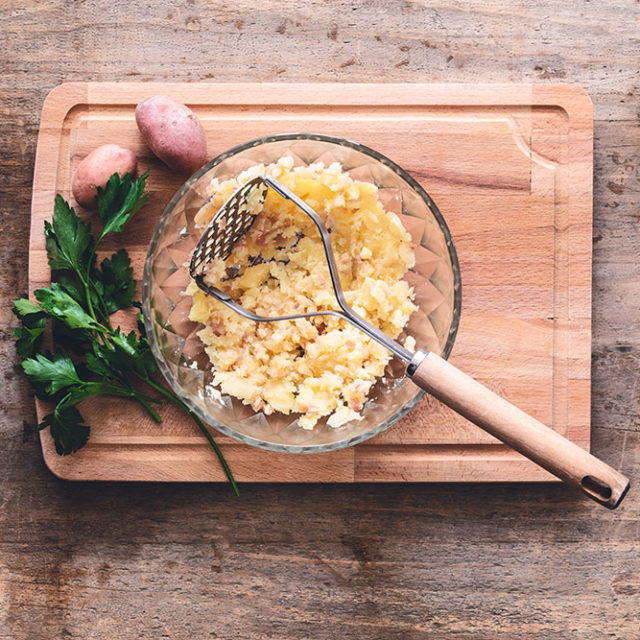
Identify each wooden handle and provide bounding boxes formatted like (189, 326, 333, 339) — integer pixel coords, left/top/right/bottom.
(407, 351, 630, 509)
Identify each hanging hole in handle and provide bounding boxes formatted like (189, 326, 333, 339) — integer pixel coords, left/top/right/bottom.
(581, 475, 613, 501)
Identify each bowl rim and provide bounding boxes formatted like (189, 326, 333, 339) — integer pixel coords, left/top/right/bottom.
(143, 132, 462, 454)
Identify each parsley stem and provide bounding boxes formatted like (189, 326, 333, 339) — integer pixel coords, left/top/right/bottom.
(75, 266, 111, 332)
(133, 393, 162, 423)
(134, 392, 163, 404)
(142, 376, 239, 496)
(94, 289, 114, 331)
(76, 270, 99, 324)
(82, 246, 113, 330)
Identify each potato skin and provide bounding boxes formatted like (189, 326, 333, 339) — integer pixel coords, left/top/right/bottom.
(135, 95, 208, 173)
(72, 144, 138, 208)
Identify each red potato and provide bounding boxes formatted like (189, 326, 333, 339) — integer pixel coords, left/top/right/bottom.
(135, 95, 208, 173)
(72, 144, 137, 208)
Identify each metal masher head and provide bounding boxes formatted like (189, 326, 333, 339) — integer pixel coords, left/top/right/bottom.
(190, 175, 269, 273)
(189, 174, 413, 362)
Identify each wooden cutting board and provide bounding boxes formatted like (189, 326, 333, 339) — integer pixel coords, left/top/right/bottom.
(29, 82, 593, 482)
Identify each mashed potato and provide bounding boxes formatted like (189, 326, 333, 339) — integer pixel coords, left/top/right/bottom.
(187, 157, 416, 429)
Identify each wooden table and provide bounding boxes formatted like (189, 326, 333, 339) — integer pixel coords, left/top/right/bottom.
(1, 2, 638, 638)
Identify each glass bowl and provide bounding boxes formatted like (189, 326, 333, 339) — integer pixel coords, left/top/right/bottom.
(142, 133, 461, 453)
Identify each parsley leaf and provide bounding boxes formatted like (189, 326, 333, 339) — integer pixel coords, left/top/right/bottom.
(59, 381, 132, 409)
(39, 406, 90, 455)
(56, 272, 87, 307)
(13, 321, 47, 360)
(21, 352, 82, 394)
(94, 329, 157, 378)
(12, 299, 47, 358)
(96, 171, 149, 240)
(14, 298, 43, 317)
(52, 320, 93, 356)
(85, 351, 117, 379)
(35, 283, 106, 331)
(94, 249, 136, 314)
(44, 195, 93, 273)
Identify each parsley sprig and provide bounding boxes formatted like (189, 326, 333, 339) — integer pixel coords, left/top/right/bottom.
(14, 172, 238, 495)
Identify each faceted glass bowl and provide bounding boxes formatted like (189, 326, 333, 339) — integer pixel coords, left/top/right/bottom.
(142, 134, 461, 453)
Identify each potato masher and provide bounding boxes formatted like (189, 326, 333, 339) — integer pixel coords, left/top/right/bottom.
(190, 174, 630, 509)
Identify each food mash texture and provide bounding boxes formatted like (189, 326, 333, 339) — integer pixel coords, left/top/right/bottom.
(187, 157, 417, 429)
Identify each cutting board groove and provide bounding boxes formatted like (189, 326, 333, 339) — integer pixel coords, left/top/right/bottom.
(30, 82, 593, 482)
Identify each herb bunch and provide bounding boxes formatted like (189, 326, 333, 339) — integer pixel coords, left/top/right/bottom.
(13, 172, 238, 494)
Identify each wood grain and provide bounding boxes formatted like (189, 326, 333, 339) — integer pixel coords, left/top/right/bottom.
(1, 1, 639, 639)
(30, 82, 593, 482)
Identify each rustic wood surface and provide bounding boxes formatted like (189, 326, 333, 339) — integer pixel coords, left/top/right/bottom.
(1, 1, 639, 638)
(32, 81, 593, 484)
